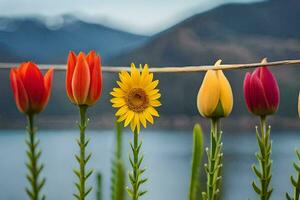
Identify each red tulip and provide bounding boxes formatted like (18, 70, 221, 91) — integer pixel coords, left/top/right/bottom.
(66, 50, 102, 106)
(243, 66, 280, 116)
(10, 62, 54, 114)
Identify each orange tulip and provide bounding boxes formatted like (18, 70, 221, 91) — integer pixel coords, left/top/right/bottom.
(10, 62, 54, 114)
(66, 50, 102, 106)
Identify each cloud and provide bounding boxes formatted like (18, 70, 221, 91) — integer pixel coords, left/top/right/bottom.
(0, 0, 262, 34)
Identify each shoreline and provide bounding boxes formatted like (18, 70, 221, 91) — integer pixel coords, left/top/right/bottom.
(0, 114, 299, 132)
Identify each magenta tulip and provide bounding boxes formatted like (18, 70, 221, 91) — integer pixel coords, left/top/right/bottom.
(243, 66, 280, 116)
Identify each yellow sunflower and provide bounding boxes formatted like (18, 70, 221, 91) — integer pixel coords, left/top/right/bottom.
(110, 63, 161, 133)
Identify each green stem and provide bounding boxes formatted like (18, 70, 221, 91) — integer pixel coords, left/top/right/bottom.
(127, 130, 147, 200)
(74, 105, 93, 200)
(285, 150, 300, 200)
(203, 118, 222, 200)
(26, 114, 46, 200)
(252, 116, 273, 200)
(295, 173, 300, 200)
(133, 130, 139, 200)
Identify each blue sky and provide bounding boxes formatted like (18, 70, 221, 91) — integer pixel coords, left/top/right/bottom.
(0, 0, 261, 35)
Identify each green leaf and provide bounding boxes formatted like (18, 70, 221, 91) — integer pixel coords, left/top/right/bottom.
(110, 122, 126, 200)
(293, 162, 300, 173)
(96, 173, 102, 200)
(73, 193, 80, 200)
(38, 178, 46, 191)
(267, 188, 273, 199)
(85, 187, 93, 197)
(73, 169, 80, 179)
(296, 150, 300, 160)
(189, 123, 204, 200)
(26, 188, 34, 199)
(285, 192, 292, 200)
(138, 190, 147, 197)
(252, 181, 261, 194)
(202, 192, 207, 200)
(291, 176, 298, 187)
(85, 169, 93, 179)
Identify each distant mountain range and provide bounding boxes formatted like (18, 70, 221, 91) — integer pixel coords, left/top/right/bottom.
(0, 0, 299, 129)
(0, 15, 148, 63)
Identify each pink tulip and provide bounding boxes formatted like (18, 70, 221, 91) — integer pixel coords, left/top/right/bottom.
(243, 66, 280, 116)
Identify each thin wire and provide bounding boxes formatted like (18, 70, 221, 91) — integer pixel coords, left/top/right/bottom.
(0, 59, 300, 73)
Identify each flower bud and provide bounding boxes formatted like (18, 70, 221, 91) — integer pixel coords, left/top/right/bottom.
(243, 61, 279, 116)
(197, 60, 233, 118)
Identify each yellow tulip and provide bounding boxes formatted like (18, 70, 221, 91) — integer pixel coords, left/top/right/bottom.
(197, 60, 233, 118)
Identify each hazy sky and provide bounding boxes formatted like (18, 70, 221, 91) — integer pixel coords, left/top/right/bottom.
(0, 0, 262, 35)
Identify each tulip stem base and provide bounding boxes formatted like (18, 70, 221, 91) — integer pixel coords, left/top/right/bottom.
(74, 105, 93, 200)
(127, 130, 147, 200)
(26, 114, 46, 200)
(202, 118, 223, 200)
(252, 116, 273, 200)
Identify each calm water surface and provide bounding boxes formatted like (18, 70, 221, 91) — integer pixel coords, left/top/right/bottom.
(0, 130, 299, 200)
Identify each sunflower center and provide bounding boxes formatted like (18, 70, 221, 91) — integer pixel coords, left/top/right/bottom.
(126, 88, 149, 112)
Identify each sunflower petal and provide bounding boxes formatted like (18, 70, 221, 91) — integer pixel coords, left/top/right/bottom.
(148, 89, 159, 96)
(150, 100, 161, 107)
(139, 113, 147, 128)
(110, 98, 125, 104)
(110, 91, 125, 98)
(117, 81, 129, 91)
(130, 121, 136, 133)
(124, 111, 134, 127)
(144, 110, 154, 124)
(147, 107, 159, 117)
(146, 80, 159, 91)
(115, 106, 129, 116)
(117, 112, 128, 122)
(150, 93, 161, 100)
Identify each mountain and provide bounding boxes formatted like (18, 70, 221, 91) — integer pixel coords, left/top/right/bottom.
(109, 0, 300, 119)
(0, 15, 148, 63)
(112, 0, 300, 65)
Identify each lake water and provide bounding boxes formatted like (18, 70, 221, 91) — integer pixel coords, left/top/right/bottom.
(0, 129, 299, 200)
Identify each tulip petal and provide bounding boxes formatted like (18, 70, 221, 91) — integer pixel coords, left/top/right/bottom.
(217, 70, 233, 117)
(250, 73, 269, 115)
(86, 54, 102, 106)
(259, 67, 280, 111)
(66, 51, 77, 103)
(197, 70, 220, 117)
(10, 69, 29, 113)
(243, 72, 253, 112)
(86, 50, 96, 71)
(40, 68, 54, 112)
(71, 52, 91, 105)
(18, 62, 45, 112)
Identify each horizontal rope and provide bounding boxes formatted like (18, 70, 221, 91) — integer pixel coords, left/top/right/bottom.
(0, 59, 300, 73)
